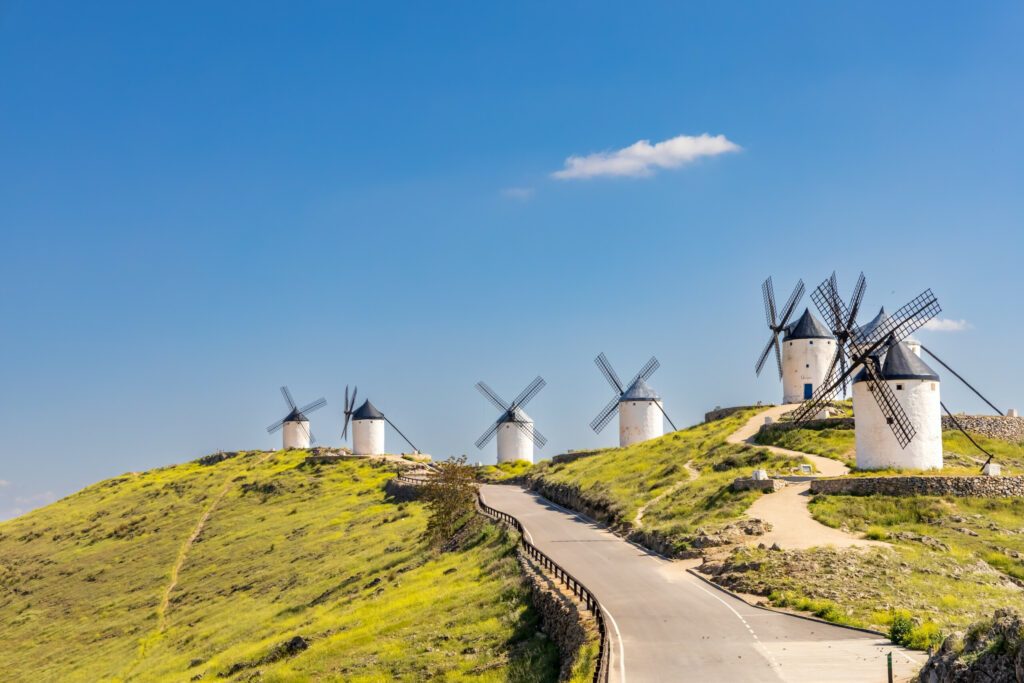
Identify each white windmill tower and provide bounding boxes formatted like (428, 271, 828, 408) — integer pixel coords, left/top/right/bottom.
(851, 342, 943, 470)
(756, 277, 838, 404)
(474, 376, 547, 464)
(266, 386, 327, 450)
(789, 276, 944, 470)
(341, 385, 420, 456)
(591, 354, 677, 447)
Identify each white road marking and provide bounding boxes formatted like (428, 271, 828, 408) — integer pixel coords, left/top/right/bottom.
(602, 604, 627, 683)
(690, 578, 783, 675)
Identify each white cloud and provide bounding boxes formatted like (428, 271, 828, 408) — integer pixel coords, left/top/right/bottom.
(0, 480, 9, 488)
(501, 186, 535, 200)
(552, 133, 741, 180)
(923, 318, 971, 332)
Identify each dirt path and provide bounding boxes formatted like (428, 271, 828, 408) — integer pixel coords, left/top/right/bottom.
(730, 406, 885, 550)
(633, 460, 699, 528)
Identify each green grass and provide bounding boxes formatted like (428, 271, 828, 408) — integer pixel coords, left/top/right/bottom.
(755, 425, 1024, 474)
(477, 459, 536, 483)
(529, 410, 810, 552)
(0, 451, 558, 682)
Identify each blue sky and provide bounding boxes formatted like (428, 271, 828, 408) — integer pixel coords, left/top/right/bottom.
(1, 2, 1022, 518)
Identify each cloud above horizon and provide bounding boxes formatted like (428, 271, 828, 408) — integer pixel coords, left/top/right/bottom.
(552, 133, 741, 180)
(501, 186, 535, 200)
(923, 318, 971, 332)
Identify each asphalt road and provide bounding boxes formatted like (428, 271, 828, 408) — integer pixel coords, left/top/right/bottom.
(481, 484, 924, 683)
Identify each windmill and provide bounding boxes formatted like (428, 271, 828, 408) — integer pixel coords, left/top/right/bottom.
(809, 271, 867, 399)
(789, 276, 943, 469)
(591, 353, 677, 447)
(475, 376, 547, 464)
(266, 386, 327, 450)
(755, 277, 806, 381)
(342, 386, 419, 456)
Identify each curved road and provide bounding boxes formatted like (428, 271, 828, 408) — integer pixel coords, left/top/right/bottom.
(481, 485, 923, 683)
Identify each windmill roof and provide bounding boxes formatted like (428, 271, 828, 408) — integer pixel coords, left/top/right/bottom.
(853, 342, 940, 384)
(783, 308, 834, 341)
(621, 378, 660, 401)
(352, 399, 384, 420)
(498, 407, 533, 424)
(283, 407, 308, 423)
(855, 307, 888, 339)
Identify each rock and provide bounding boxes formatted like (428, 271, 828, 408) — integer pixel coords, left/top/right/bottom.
(919, 609, 1024, 682)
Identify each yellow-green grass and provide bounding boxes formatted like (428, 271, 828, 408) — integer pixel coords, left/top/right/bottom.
(755, 426, 1024, 474)
(718, 537, 1023, 645)
(0, 451, 558, 682)
(477, 459, 537, 483)
(530, 410, 810, 548)
(811, 494, 1024, 582)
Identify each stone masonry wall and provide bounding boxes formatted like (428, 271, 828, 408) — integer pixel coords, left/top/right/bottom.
(810, 475, 1024, 498)
(941, 415, 1024, 442)
(516, 551, 600, 681)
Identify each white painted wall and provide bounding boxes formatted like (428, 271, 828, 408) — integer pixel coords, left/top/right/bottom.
(353, 418, 385, 455)
(619, 400, 663, 447)
(282, 420, 310, 450)
(853, 378, 943, 470)
(497, 420, 534, 464)
(782, 338, 836, 404)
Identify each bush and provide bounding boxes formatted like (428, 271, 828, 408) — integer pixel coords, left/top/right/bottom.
(421, 455, 478, 549)
(889, 610, 914, 646)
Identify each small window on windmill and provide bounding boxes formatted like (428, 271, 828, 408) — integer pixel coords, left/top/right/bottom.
(931, 383, 937, 391)
(809, 340, 813, 345)
(805, 364, 810, 368)
(896, 384, 904, 391)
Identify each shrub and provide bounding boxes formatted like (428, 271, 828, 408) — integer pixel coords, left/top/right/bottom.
(889, 610, 914, 646)
(421, 455, 478, 549)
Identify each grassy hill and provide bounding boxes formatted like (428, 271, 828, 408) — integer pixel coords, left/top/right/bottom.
(526, 409, 810, 553)
(0, 450, 558, 682)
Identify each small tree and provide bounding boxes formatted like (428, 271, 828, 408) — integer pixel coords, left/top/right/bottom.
(421, 455, 478, 549)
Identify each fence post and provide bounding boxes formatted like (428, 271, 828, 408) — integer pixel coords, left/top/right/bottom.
(887, 652, 893, 683)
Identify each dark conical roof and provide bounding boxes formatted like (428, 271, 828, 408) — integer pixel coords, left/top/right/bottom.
(620, 377, 660, 401)
(283, 407, 308, 423)
(856, 307, 888, 339)
(352, 399, 384, 420)
(498, 407, 533, 424)
(853, 342, 940, 384)
(783, 308, 834, 341)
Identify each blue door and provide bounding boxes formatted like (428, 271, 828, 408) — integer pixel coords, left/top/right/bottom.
(803, 383, 813, 400)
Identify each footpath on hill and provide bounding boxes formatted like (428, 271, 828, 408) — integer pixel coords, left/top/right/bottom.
(727, 406, 887, 550)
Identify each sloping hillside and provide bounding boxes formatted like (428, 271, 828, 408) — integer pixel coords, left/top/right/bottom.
(0, 451, 557, 682)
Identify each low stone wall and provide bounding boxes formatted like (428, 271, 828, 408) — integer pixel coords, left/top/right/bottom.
(551, 449, 603, 466)
(941, 415, 1024, 442)
(516, 552, 600, 681)
(526, 477, 622, 527)
(705, 405, 766, 423)
(383, 477, 425, 502)
(810, 475, 1024, 498)
(731, 477, 785, 492)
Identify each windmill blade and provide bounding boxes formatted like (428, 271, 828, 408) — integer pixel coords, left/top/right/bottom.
(299, 397, 327, 415)
(341, 413, 352, 440)
(789, 347, 853, 423)
(811, 273, 847, 333)
(384, 415, 420, 453)
(862, 359, 916, 448)
(777, 279, 806, 328)
(512, 376, 546, 409)
(762, 277, 778, 329)
(754, 334, 776, 377)
(475, 381, 511, 413)
(280, 386, 297, 410)
(855, 289, 941, 348)
(513, 419, 548, 449)
(266, 419, 285, 434)
(344, 385, 350, 413)
(772, 335, 783, 380)
(839, 352, 850, 398)
(628, 356, 661, 389)
(350, 386, 357, 412)
(590, 394, 621, 434)
(475, 419, 501, 450)
(595, 353, 624, 393)
(844, 272, 867, 330)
